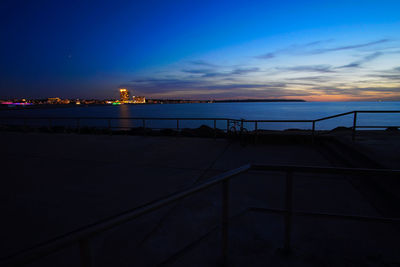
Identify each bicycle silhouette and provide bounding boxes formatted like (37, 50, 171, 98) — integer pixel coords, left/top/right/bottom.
(228, 119, 250, 145)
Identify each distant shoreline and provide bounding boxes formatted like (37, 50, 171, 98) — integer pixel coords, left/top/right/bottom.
(146, 99, 306, 104)
(0, 104, 100, 111)
(214, 99, 305, 103)
(0, 99, 307, 110)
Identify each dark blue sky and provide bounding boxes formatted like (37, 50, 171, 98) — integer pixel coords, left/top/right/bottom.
(1, 0, 400, 100)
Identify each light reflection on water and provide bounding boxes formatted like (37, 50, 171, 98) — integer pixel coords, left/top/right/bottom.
(118, 104, 132, 129)
(1, 102, 399, 131)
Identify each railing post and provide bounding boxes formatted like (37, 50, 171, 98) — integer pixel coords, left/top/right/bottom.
(214, 119, 217, 139)
(108, 119, 112, 135)
(143, 119, 146, 136)
(255, 121, 258, 144)
(284, 171, 293, 253)
(221, 180, 229, 266)
(79, 239, 93, 267)
(177, 119, 179, 131)
(77, 119, 80, 133)
(226, 119, 229, 133)
(352, 112, 357, 142)
(49, 119, 52, 130)
(312, 121, 315, 144)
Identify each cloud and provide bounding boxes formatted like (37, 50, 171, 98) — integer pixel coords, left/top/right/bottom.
(313, 86, 400, 97)
(256, 52, 275, 59)
(202, 72, 226, 78)
(277, 65, 335, 73)
(369, 66, 400, 81)
(123, 75, 294, 99)
(188, 60, 219, 67)
(204, 88, 311, 99)
(337, 52, 383, 68)
(256, 39, 391, 60)
(127, 77, 284, 91)
(129, 78, 194, 84)
(304, 40, 334, 46)
(181, 69, 214, 74)
(256, 39, 333, 59)
(371, 74, 400, 81)
(205, 82, 286, 90)
(287, 76, 333, 83)
(306, 39, 390, 55)
(181, 67, 260, 78)
(123, 74, 400, 100)
(124, 43, 399, 100)
(230, 67, 260, 75)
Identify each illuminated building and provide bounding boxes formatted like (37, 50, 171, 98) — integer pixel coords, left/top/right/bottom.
(119, 89, 130, 102)
(47, 97, 61, 104)
(1, 101, 32, 106)
(132, 96, 146, 103)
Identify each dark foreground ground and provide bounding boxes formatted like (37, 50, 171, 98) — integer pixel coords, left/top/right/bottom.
(1, 131, 399, 266)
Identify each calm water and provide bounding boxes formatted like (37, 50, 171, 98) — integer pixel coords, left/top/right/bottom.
(1, 102, 399, 130)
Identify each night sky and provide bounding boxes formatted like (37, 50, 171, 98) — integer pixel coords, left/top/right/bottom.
(1, 0, 400, 101)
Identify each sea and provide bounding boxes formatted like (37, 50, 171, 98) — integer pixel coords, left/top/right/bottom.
(1, 101, 399, 131)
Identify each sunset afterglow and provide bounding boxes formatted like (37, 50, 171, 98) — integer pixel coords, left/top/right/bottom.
(1, 1, 400, 101)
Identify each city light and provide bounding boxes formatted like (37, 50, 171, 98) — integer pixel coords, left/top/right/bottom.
(119, 88, 130, 102)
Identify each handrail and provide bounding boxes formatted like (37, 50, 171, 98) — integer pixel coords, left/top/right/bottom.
(314, 111, 354, 122)
(243, 119, 314, 123)
(0, 116, 231, 121)
(0, 164, 251, 267)
(354, 110, 400, 113)
(0, 110, 399, 122)
(251, 164, 400, 175)
(2, 163, 400, 267)
(1, 110, 399, 143)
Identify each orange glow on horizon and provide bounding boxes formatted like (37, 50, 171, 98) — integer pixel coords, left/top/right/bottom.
(302, 94, 400, 102)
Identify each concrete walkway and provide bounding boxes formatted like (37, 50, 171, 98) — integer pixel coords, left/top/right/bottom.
(352, 130, 400, 169)
(1, 132, 398, 266)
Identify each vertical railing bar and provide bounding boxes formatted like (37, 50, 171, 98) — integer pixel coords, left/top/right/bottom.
(221, 180, 229, 266)
(177, 119, 179, 131)
(108, 119, 113, 135)
(255, 121, 258, 144)
(352, 111, 357, 142)
(226, 119, 229, 133)
(284, 171, 293, 252)
(312, 121, 315, 144)
(79, 239, 92, 267)
(143, 119, 146, 136)
(214, 119, 217, 139)
(77, 119, 80, 133)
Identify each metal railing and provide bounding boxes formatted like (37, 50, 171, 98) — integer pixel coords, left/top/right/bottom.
(0, 116, 230, 136)
(2, 164, 399, 267)
(0, 110, 399, 141)
(313, 110, 400, 141)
